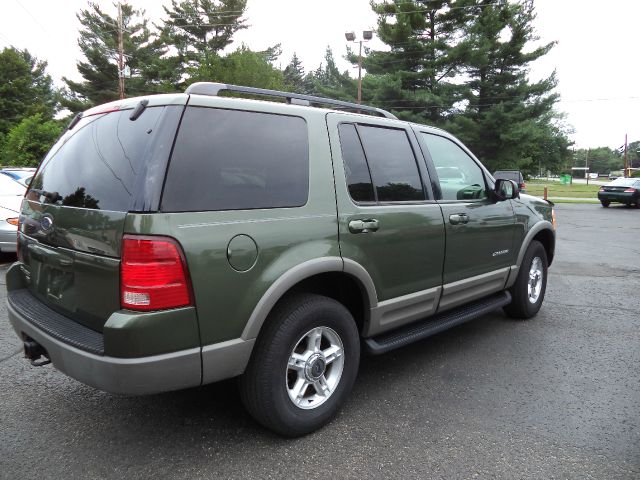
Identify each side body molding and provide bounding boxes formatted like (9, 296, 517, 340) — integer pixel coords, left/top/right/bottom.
(241, 257, 378, 340)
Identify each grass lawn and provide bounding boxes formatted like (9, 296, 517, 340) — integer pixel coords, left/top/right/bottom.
(525, 179, 603, 198)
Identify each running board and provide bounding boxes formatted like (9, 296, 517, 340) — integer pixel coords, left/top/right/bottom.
(364, 291, 512, 355)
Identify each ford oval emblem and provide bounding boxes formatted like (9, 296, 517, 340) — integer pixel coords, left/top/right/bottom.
(41, 216, 54, 232)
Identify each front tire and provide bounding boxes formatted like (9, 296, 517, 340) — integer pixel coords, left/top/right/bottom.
(504, 240, 548, 319)
(239, 294, 360, 437)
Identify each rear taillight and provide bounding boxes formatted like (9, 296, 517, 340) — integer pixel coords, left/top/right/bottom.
(520, 182, 526, 189)
(599, 187, 605, 192)
(624, 188, 636, 193)
(120, 235, 192, 311)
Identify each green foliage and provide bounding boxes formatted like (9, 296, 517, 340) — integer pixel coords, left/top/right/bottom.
(0, 47, 58, 136)
(1, 114, 63, 167)
(307, 47, 357, 101)
(188, 45, 284, 90)
(627, 141, 640, 169)
(161, 0, 247, 79)
(283, 53, 313, 93)
(360, 0, 468, 123)
(444, 0, 569, 174)
(63, 1, 179, 112)
(573, 147, 621, 174)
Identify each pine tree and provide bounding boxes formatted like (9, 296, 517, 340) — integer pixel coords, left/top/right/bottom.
(63, 2, 175, 113)
(448, 0, 569, 173)
(161, 0, 248, 79)
(283, 53, 307, 93)
(308, 47, 357, 101)
(360, 0, 467, 123)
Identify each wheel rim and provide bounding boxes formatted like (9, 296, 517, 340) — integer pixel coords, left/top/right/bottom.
(286, 326, 345, 410)
(528, 256, 544, 304)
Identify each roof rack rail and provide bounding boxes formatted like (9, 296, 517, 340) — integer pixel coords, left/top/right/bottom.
(185, 82, 397, 120)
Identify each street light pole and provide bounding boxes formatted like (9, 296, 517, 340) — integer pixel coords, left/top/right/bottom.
(345, 30, 372, 105)
(357, 40, 362, 105)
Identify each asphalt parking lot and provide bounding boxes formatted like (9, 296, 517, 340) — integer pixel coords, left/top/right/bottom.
(0, 203, 638, 479)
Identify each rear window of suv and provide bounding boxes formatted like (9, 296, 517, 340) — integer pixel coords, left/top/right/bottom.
(161, 107, 309, 212)
(29, 106, 174, 211)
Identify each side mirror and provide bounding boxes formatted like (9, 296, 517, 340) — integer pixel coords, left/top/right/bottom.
(493, 179, 519, 201)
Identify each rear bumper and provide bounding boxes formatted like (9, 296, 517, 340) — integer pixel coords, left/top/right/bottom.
(0, 227, 17, 252)
(8, 298, 202, 395)
(597, 192, 637, 203)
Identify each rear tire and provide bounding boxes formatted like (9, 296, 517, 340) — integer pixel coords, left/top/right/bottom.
(239, 294, 360, 437)
(600, 200, 609, 207)
(504, 240, 548, 319)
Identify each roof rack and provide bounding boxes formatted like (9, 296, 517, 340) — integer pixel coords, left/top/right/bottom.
(185, 82, 398, 120)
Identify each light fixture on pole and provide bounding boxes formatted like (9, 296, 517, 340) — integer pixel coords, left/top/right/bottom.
(345, 30, 373, 105)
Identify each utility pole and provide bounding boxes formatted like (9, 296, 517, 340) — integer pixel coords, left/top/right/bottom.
(117, 2, 125, 100)
(585, 148, 589, 185)
(623, 134, 628, 177)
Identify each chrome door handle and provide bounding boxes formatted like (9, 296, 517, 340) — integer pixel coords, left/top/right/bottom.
(349, 219, 379, 233)
(449, 213, 469, 225)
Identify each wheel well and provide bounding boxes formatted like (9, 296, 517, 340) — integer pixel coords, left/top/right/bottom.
(533, 229, 555, 266)
(273, 272, 369, 334)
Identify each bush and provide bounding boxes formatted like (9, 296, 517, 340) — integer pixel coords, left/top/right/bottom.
(1, 114, 63, 166)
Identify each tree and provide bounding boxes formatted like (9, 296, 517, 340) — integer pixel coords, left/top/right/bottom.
(359, 0, 468, 123)
(1, 114, 63, 167)
(63, 2, 176, 113)
(307, 47, 357, 101)
(447, 0, 569, 174)
(161, 0, 248, 80)
(190, 45, 284, 89)
(283, 53, 310, 93)
(0, 47, 58, 136)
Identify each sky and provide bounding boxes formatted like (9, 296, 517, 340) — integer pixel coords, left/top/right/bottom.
(0, 0, 638, 150)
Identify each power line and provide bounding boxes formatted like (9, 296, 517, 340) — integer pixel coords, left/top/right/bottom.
(13, 0, 50, 35)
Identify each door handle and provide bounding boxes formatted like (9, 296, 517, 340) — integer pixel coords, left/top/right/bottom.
(449, 213, 469, 225)
(349, 219, 380, 233)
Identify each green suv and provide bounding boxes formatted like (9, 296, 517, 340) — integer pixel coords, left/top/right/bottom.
(6, 83, 556, 436)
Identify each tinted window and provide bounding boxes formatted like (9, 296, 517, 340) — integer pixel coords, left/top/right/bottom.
(29, 107, 169, 211)
(357, 125, 425, 202)
(422, 133, 487, 201)
(338, 124, 375, 202)
(162, 107, 309, 212)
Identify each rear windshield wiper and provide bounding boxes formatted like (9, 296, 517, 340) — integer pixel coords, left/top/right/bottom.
(129, 99, 149, 121)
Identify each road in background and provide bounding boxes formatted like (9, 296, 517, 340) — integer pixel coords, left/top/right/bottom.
(1, 204, 638, 479)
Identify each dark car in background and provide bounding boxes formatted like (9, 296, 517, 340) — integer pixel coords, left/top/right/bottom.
(598, 178, 640, 208)
(493, 170, 526, 193)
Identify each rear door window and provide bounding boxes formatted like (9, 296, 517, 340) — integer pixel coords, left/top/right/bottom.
(161, 107, 309, 212)
(338, 124, 375, 203)
(29, 107, 171, 211)
(347, 125, 426, 202)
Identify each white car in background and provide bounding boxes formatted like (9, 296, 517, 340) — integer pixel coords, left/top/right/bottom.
(0, 174, 26, 253)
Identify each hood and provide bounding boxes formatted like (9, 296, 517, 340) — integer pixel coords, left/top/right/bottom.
(0, 194, 24, 213)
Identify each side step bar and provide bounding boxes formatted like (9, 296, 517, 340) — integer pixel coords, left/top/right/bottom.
(364, 291, 512, 355)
